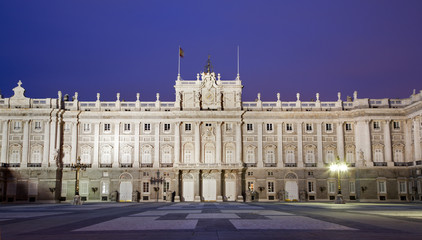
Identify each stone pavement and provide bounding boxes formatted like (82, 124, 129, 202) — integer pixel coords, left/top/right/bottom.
(0, 202, 421, 239)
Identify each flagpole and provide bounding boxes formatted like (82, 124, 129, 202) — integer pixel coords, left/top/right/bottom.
(178, 45, 181, 79)
(236, 45, 240, 80)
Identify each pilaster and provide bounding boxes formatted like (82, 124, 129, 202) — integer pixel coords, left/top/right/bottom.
(154, 122, 160, 168)
(317, 122, 323, 166)
(297, 122, 303, 167)
(277, 123, 283, 166)
(337, 121, 345, 162)
(21, 120, 30, 168)
(113, 122, 119, 168)
(174, 122, 180, 165)
(133, 122, 140, 168)
(71, 122, 78, 165)
(216, 122, 222, 164)
(383, 120, 393, 165)
(257, 122, 263, 168)
(93, 123, 100, 168)
(235, 122, 242, 164)
(194, 122, 201, 164)
(1, 120, 9, 164)
(42, 120, 50, 167)
(413, 118, 421, 161)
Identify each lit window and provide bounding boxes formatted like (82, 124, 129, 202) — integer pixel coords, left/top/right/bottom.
(328, 181, 336, 193)
(101, 182, 109, 195)
(378, 181, 386, 193)
(248, 182, 254, 191)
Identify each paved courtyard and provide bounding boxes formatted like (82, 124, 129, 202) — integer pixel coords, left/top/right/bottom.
(0, 202, 422, 240)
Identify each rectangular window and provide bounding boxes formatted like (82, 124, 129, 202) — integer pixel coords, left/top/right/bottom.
(104, 123, 111, 132)
(247, 171, 253, 176)
(226, 123, 232, 131)
(308, 181, 315, 193)
(286, 123, 293, 131)
(345, 123, 352, 131)
(306, 123, 313, 132)
(143, 172, 150, 177)
(325, 123, 332, 132)
(185, 123, 192, 131)
(328, 181, 336, 193)
(266, 123, 273, 132)
(80, 182, 89, 195)
(144, 123, 151, 131)
(399, 181, 407, 194)
(28, 181, 38, 196)
(349, 181, 356, 193)
(163, 181, 170, 193)
(247, 181, 254, 191)
(124, 123, 131, 132)
(247, 123, 253, 132)
(373, 121, 380, 130)
(378, 181, 386, 193)
(143, 182, 150, 193)
(164, 123, 171, 132)
(34, 121, 42, 130)
(83, 123, 91, 132)
(267, 182, 274, 193)
(13, 121, 22, 131)
(267, 171, 273, 176)
(393, 121, 400, 130)
(101, 182, 109, 195)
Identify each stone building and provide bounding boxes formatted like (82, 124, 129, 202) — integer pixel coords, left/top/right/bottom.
(1, 65, 422, 203)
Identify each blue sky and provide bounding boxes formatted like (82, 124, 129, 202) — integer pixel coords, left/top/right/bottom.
(1, 0, 421, 101)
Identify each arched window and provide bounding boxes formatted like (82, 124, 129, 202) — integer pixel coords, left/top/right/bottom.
(141, 146, 152, 164)
(31, 145, 42, 163)
(162, 146, 172, 163)
(81, 146, 91, 164)
(246, 147, 255, 163)
(101, 145, 112, 164)
(286, 149, 295, 163)
(121, 146, 132, 164)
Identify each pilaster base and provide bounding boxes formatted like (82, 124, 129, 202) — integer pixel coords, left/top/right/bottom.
(194, 196, 201, 202)
(174, 196, 180, 202)
(217, 196, 223, 202)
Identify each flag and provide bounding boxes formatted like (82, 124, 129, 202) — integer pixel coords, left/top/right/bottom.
(179, 47, 184, 58)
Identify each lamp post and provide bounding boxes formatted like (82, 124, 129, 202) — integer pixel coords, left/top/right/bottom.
(150, 170, 164, 202)
(329, 157, 348, 204)
(71, 156, 87, 205)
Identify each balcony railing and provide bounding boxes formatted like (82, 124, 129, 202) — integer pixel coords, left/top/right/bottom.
(99, 164, 112, 168)
(1, 163, 20, 167)
(27, 163, 42, 167)
(264, 163, 277, 167)
(160, 163, 173, 168)
(394, 162, 407, 167)
(285, 163, 297, 167)
(141, 163, 153, 168)
(304, 163, 317, 167)
(244, 163, 257, 167)
(120, 163, 133, 168)
(416, 160, 422, 166)
(373, 162, 387, 167)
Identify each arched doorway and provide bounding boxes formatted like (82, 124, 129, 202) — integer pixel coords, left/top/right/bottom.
(119, 173, 133, 202)
(225, 173, 236, 201)
(182, 173, 194, 201)
(202, 173, 217, 201)
(284, 172, 298, 201)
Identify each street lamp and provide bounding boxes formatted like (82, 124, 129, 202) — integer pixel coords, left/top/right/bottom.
(150, 170, 164, 202)
(71, 156, 87, 205)
(329, 158, 348, 204)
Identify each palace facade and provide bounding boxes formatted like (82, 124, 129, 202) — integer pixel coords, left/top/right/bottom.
(1, 66, 422, 203)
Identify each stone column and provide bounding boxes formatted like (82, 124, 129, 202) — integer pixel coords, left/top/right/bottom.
(297, 122, 303, 167)
(236, 171, 243, 202)
(154, 122, 160, 168)
(236, 122, 242, 164)
(21, 120, 30, 168)
(277, 123, 283, 166)
(337, 121, 345, 162)
(194, 170, 201, 202)
(113, 122, 120, 168)
(173, 170, 180, 202)
(383, 120, 393, 166)
(317, 122, 323, 166)
(404, 119, 413, 162)
(194, 122, 201, 164)
(1, 120, 9, 164)
(93, 123, 100, 168)
(217, 170, 223, 202)
(216, 122, 222, 164)
(364, 120, 372, 164)
(413, 118, 421, 162)
(49, 115, 58, 167)
(71, 122, 78, 165)
(257, 122, 263, 168)
(42, 120, 50, 167)
(133, 122, 140, 168)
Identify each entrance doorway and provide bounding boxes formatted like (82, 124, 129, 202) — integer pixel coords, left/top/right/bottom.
(225, 180, 236, 201)
(203, 178, 217, 201)
(119, 181, 132, 202)
(285, 181, 298, 201)
(182, 173, 194, 202)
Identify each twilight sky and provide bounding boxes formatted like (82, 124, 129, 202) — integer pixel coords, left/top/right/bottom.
(1, 0, 421, 101)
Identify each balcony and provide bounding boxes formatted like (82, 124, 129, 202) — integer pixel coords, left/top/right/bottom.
(373, 162, 387, 167)
(1, 163, 20, 167)
(244, 163, 257, 167)
(416, 160, 422, 166)
(304, 163, 317, 167)
(264, 163, 277, 167)
(141, 163, 153, 168)
(285, 163, 297, 167)
(160, 163, 173, 168)
(349, 163, 356, 167)
(120, 163, 133, 168)
(27, 163, 42, 167)
(99, 164, 112, 168)
(394, 162, 407, 167)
